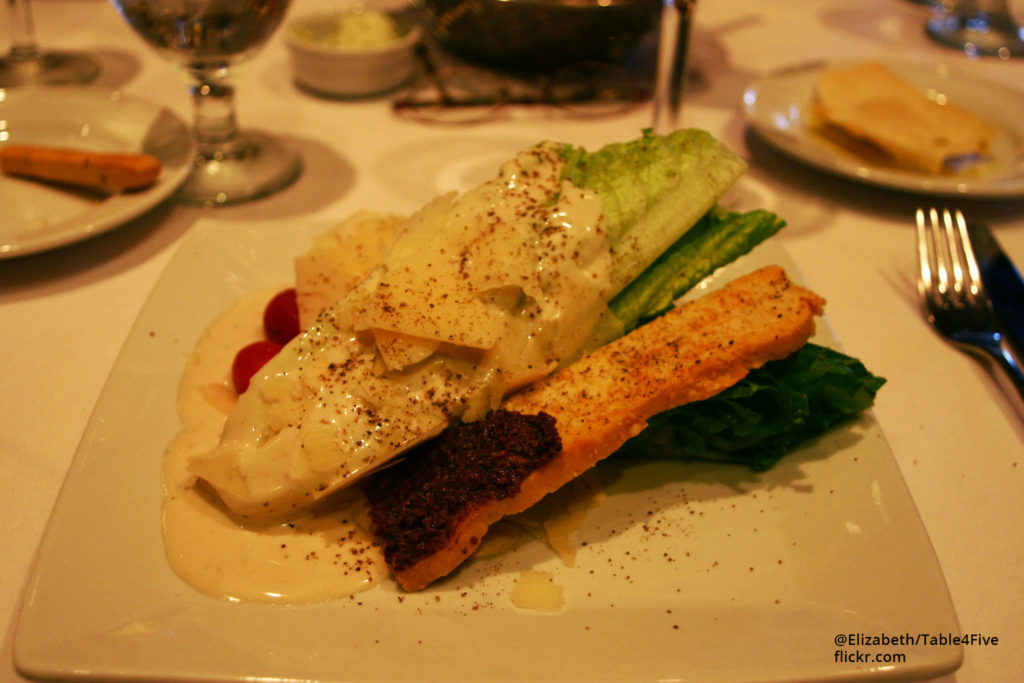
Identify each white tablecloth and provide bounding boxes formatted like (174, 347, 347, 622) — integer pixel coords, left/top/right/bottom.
(2, 1, 1022, 680)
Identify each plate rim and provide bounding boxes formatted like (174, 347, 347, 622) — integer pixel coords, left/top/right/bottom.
(742, 58, 1024, 198)
(0, 85, 195, 259)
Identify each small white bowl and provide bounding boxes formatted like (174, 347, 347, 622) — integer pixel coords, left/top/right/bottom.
(286, 9, 422, 98)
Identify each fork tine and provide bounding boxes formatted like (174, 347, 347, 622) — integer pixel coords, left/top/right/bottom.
(931, 207, 955, 300)
(916, 208, 935, 306)
(916, 207, 973, 311)
(941, 208, 965, 300)
(952, 209, 985, 305)
(916, 207, 946, 312)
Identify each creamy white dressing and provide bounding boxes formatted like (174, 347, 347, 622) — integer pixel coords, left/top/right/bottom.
(164, 291, 608, 603)
(189, 143, 613, 522)
(163, 289, 386, 603)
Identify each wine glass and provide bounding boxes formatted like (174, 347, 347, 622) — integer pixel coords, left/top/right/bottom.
(0, 0, 100, 86)
(926, 0, 1024, 59)
(109, 0, 302, 206)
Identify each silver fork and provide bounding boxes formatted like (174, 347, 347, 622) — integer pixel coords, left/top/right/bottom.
(916, 208, 1024, 410)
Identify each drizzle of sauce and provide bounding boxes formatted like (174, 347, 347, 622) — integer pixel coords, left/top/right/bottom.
(163, 289, 385, 603)
(162, 287, 605, 603)
(162, 291, 605, 603)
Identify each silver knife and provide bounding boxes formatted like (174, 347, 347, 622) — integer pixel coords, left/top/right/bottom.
(968, 221, 1024, 357)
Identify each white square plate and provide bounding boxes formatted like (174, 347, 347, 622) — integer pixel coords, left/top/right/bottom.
(15, 218, 961, 682)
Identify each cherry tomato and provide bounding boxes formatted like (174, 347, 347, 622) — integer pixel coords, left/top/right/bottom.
(263, 288, 300, 345)
(232, 340, 283, 394)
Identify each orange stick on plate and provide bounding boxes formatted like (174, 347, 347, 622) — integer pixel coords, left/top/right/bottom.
(0, 144, 162, 192)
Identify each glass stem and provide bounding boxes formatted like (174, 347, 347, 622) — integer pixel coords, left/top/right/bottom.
(652, 0, 696, 134)
(190, 77, 242, 155)
(5, 0, 40, 61)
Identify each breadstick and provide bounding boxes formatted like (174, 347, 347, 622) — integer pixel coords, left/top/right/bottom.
(0, 144, 162, 191)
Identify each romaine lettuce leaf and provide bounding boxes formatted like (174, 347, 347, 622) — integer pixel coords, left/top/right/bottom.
(615, 344, 886, 471)
(560, 129, 748, 293)
(609, 206, 786, 332)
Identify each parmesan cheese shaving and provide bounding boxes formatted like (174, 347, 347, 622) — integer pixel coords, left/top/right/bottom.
(294, 210, 404, 330)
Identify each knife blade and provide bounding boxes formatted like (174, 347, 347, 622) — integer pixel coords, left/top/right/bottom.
(968, 220, 1024, 355)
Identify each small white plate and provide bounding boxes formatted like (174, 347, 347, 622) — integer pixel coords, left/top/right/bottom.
(14, 219, 961, 682)
(742, 60, 1024, 198)
(0, 87, 194, 258)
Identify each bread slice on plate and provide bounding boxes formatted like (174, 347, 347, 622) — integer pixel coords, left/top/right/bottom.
(814, 61, 996, 173)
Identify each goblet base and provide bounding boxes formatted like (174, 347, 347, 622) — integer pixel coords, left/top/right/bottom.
(926, 11, 1024, 58)
(181, 131, 302, 207)
(0, 50, 100, 87)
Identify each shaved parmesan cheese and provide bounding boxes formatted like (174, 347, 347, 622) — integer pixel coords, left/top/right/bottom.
(294, 210, 404, 329)
(346, 263, 503, 349)
(372, 329, 441, 370)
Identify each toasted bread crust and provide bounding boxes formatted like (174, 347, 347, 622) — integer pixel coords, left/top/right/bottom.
(391, 266, 825, 590)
